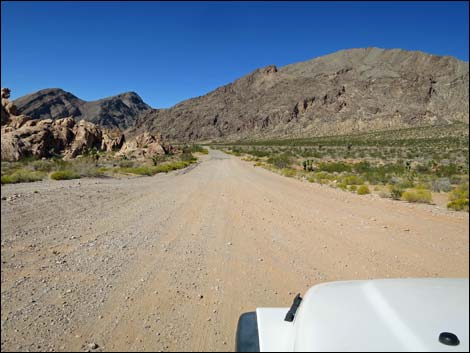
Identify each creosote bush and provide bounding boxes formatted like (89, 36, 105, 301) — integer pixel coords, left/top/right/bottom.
(50, 170, 81, 180)
(401, 189, 432, 204)
(447, 199, 469, 212)
(1, 170, 46, 184)
(357, 185, 371, 195)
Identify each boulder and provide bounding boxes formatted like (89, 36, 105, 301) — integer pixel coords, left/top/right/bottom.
(101, 128, 125, 152)
(1, 88, 17, 125)
(64, 120, 103, 159)
(117, 132, 167, 159)
(1, 124, 54, 160)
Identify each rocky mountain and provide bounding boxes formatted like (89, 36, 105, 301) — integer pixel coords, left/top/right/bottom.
(132, 47, 469, 141)
(13, 89, 151, 130)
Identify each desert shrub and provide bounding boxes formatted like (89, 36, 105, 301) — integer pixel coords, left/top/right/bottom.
(313, 172, 336, 182)
(402, 189, 432, 204)
(118, 160, 135, 168)
(267, 153, 293, 169)
(52, 158, 72, 171)
(118, 160, 193, 176)
(1, 170, 46, 184)
(349, 185, 357, 192)
(357, 185, 371, 195)
(435, 163, 460, 177)
(414, 183, 431, 190)
(388, 185, 404, 200)
(379, 190, 391, 198)
(342, 175, 364, 185)
(353, 161, 372, 173)
(180, 152, 197, 162)
(318, 162, 352, 173)
(449, 174, 467, 185)
(151, 155, 164, 166)
(449, 183, 469, 201)
(31, 159, 56, 172)
(431, 178, 452, 192)
(337, 182, 348, 190)
(447, 199, 469, 212)
(69, 159, 104, 177)
(307, 176, 315, 183)
(397, 178, 415, 189)
(281, 168, 297, 177)
(245, 149, 269, 157)
(119, 166, 156, 176)
(50, 170, 81, 180)
(186, 145, 208, 154)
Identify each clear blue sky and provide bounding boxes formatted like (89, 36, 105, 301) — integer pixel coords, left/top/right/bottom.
(2, 1, 468, 108)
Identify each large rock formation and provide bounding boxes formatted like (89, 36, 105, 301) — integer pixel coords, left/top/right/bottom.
(13, 89, 151, 130)
(1, 89, 126, 161)
(131, 47, 469, 141)
(117, 132, 176, 159)
(1, 88, 176, 162)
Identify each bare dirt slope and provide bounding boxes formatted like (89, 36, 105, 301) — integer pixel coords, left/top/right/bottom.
(1, 149, 468, 352)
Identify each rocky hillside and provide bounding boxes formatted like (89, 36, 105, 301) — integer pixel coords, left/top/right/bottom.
(14, 89, 151, 130)
(132, 47, 469, 141)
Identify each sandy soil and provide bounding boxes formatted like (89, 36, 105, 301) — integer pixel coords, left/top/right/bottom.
(1, 149, 468, 352)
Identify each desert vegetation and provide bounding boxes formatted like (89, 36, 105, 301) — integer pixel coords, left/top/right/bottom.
(1, 145, 207, 184)
(214, 123, 469, 211)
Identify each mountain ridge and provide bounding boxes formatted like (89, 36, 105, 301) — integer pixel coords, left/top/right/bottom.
(13, 89, 152, 130)
(137, 47, 468, 141)
(12, 47, 469, 141)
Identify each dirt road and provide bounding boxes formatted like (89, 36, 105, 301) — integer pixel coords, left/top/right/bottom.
(1, 149, 468, 352)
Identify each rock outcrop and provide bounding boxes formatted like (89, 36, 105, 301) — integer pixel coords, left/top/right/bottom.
(130, 47, 469, 141)
(117, 132, 176, 159)
(1, 89, 126, 161)
(1, 88, 177, 162)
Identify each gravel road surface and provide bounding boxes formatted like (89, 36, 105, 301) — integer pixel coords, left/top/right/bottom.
(1, 149, 468, 351)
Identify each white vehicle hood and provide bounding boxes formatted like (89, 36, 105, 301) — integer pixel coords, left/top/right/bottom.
(257, 278, 469, 352)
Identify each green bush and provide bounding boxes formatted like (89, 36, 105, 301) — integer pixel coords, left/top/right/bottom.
(314, 172, 335, 181)
(342, 175, 365, 185)
(118, 160, 135, 168)
(447, 199, 469, 212)
(388, 185, 404, 200)
(31, 159, 56, 172)
(1, 170, 46, 184)
(267, 153, 293, 169)
(318, 162, 352, 173)
(449, 183, 469, 201)
(50, 170, 81, 180)
(281, 168, 297, 177)
(353, 161, 372, 173)
(349, 185, 357, 192)
(118, 166, 155, 176)
(118, 160, 193, 176)
(402, 189, 432, 204)
(357, 185, 371, 195)
(180, 152, 196, 162)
